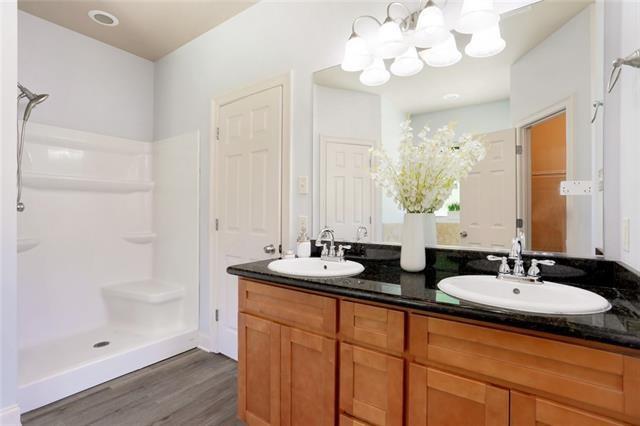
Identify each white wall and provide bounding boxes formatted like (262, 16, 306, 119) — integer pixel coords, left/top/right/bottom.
(18, 11, 154, 142)
(1, 1, 20, 424)
(380, 97, 407, 225)
(511, 6, 593, 257)
(411, 99, 511, 138)
(604, 1, 640, 270)
(153, 132, 200, 330)
(154, 1, 387, 332)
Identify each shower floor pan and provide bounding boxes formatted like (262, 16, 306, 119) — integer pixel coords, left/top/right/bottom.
(18, 325, 197, 412)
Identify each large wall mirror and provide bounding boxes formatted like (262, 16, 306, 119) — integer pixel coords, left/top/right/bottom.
(312, 0, 604, 258)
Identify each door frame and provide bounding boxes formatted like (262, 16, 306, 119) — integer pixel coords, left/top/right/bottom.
(515, 96, 574, 252)
(208, 73, 292, 353)
(318, 135, 377, 240)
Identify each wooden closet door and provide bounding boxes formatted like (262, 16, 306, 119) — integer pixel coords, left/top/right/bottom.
(339, 343, 403, 426)
(408, 364, 509, 426)
(238, 313, 281, 426)
(281, 326, 336, 426)
(510, 391, 628, 426)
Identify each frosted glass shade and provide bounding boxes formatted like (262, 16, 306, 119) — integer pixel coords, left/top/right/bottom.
(360, 58, 391, 86)
(419, 34, 461, 67)
(414, 6, 450, 48)
(465, 25, 505, 58)
(390, 47, 424, 77)
(375, 19, 408, 59)
(456, 0, 499, 34)
(341, 35, 373, 72)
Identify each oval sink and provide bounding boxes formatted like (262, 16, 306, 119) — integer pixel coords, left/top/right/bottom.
(268, 258, 364, 278)
(437, 275, 611, 315)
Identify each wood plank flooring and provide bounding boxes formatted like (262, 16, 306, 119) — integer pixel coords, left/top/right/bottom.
(22, 349, 241, 426)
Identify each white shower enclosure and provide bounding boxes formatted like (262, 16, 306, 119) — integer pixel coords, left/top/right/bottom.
(17, 122, 200, 411)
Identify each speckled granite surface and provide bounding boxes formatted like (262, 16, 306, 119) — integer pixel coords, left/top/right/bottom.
(228, 246, 640, 351)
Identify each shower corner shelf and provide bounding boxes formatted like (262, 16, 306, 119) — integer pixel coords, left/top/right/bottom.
(18, 238, 40, 253)
(22, 172, 154, 193)
(122, 233, 157, 244)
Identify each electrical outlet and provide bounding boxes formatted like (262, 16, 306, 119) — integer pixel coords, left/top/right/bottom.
(298, 176, 309, 194)
(298, 215, 308, 233)
(623, 218, 630, 252)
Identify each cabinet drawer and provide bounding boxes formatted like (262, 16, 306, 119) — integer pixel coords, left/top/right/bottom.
(239, 279, 337, 335)
(511, 391, 629, 426)
(340, 301, 404, 353)
(339, 414, 372, 426)
(409, 314, 640, 420)
(339, 343, 403, 426)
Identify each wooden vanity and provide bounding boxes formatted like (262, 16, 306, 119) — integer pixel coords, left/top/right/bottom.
(236, 278, 640, 426)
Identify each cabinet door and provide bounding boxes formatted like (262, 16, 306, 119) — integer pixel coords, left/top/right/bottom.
(281, 326, 336, 426)
(339, 343, 403, 426)
(408, 363, 509, 426)
(511, 391, 628, 426)
(238, 313, 281, 426)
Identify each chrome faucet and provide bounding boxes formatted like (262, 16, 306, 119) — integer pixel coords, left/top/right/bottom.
(356, 226, 368, 242)
(316, 228, 350, 262)
(487, 232, 555, 283)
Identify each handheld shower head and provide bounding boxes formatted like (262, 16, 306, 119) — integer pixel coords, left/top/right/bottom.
(17, 83, 49, 121)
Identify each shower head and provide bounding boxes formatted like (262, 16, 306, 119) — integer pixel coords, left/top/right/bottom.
(17, 83, 49, 121)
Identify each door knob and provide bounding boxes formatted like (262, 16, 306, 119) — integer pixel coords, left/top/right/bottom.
(460, 231, 468, 238)
(263, 244, 276, 255)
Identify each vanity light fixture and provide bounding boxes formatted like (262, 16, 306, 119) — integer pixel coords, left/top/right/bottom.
(341, 0, 505, 86)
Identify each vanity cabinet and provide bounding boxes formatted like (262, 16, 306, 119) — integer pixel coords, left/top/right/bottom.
(237, 278, 640, 425)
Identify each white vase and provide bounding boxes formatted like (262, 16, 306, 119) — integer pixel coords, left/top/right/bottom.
(401, 213, 426, 272)
(423, 213, 437, 247)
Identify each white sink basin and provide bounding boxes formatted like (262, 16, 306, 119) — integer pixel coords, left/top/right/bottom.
(437, 275, 611, 315)
(268, 258, 364, 278)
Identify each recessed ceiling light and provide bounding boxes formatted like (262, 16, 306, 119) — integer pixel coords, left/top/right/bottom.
(88, 10, 119, 27)
(443, 93, 461, 101)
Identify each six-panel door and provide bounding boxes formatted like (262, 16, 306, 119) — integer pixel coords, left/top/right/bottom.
(339, 343, 403, 426)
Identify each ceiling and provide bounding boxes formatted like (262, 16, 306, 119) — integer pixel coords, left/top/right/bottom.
(18, 0, 257, 61)
(314, 0, 592, 115)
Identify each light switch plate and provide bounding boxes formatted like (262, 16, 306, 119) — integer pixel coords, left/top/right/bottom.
(560, 180, 593, 196)
(298, 176, 309, 194)
(623, 217, 630, 252)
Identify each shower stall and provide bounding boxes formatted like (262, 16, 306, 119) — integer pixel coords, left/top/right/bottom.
(16, 101, 200, 411)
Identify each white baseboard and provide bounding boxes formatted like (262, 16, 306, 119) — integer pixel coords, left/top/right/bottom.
(197, 331, 214, 352)
(0, 404, 21, 426)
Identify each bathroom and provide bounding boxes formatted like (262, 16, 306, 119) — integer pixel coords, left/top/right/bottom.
(0, 0, 639, 425)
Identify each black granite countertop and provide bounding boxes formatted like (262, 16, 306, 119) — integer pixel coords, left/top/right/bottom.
(227, 247, 640, 351)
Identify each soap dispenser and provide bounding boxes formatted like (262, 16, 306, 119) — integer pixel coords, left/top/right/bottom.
(296, 226, 311, 258)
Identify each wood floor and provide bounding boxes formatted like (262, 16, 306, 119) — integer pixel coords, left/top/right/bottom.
(22, 349, 241, 426)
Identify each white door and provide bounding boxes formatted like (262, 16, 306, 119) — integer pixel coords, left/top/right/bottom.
(321, 137, 373, 241)
(215, 86, 282, 360)
(459, 128, 516, 249)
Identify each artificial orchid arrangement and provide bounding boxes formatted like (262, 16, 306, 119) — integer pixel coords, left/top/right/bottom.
(371, 120, 485, 214)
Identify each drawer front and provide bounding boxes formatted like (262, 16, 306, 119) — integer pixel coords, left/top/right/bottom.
(339, 414, 372, 426)
(409, 314, 640, 420)
(340, 301, 405, 354)
(511, 391, 629, 426)
(340, 343, 403, 426)
(239, 279, 337, 335)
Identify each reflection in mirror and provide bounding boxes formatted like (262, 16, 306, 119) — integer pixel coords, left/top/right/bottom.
(313, 0, 604, 258)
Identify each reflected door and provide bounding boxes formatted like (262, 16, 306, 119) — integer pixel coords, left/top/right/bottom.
(459, 129, 517, 249)
(215, 86, 283, 360)
(320, 137, 373, 241)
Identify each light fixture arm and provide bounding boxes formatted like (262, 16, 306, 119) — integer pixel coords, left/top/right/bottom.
(350, 15, 383, 36)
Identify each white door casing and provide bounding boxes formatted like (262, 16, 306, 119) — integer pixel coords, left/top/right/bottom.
(212, 81, 286, 360)
(319, 136, 374, 241)
(459, 128, 517, 249)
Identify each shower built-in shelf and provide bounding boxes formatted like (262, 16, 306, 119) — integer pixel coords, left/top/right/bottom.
(122, 232, 156, 244)
(18, 238, 40, 253)
(22, 172, 154, 193)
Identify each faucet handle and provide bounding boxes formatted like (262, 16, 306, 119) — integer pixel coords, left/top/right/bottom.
(337, 244, 351, 260)
(487, 255, 510, 274)
(527, 259, 555, 278)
